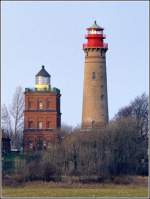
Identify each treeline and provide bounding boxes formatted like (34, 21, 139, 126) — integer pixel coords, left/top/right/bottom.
(24, 118, 148, 181)
(3, 93, 148, 185)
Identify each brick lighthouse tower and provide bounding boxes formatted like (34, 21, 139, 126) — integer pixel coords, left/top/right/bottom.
(82, 21, 109, 129)
(23, 66, 61, 151)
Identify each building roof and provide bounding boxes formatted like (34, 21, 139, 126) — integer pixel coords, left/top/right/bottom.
(36, 65, 50, 77)
(88, 21, 103, 30)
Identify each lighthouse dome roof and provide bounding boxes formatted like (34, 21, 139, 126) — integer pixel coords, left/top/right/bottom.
(36, 65, 50, 77)
(88, 21, 103, 30)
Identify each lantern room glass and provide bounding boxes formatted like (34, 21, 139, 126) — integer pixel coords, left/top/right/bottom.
(88, 29, 103, 35)
(36, 76, 50, 85)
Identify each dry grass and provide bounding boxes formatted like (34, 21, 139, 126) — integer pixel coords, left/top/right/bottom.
(2, 177, 148, 197)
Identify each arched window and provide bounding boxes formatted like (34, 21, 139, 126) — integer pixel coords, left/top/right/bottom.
(47, 100, 50, 109)
(91, 120, 95, 128)
(28, 121, 33, 128)
(101, 94, 104, 100)
(38, 121, 42, 129)
(29, 141, 33, 149)
(36, 139, 43, 151)
(38, 101, 43, 109)
(43, 141, 47, 149)
(46, 121, 50, 128)
(92, 72, 96, 80)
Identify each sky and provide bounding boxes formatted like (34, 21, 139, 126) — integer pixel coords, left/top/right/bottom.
(1, 1, 149, 127)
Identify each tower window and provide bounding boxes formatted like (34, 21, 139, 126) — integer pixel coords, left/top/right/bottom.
(36, 139, 43, 150)
(92, 72, 96, 80)
(28, 101, 32, 109)
(91, 120, 95, 128)
(47, 100, 50, 109)
(101, 94, 104, 100)
(38, 121, 43, 129)
(28, 121, 33, 128)
(46, 121, 50, 128)
(29, 141, 33, 149)
(43, 141, 47, 147)
(38, 101, 43, 109)
(43, 140, 47, 150)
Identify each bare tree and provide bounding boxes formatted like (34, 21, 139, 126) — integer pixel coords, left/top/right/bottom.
(131, 94, 148, 137)
(114, 93, 148, 137)
(1, 104, 12, 136)
(9, 86, 24, 149)
(61, 123, 73, 133)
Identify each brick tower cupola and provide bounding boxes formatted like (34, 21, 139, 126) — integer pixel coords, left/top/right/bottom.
(35, 65, 51, 91)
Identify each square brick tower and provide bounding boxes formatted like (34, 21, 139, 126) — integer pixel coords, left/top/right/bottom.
(23, 66, 61, 151)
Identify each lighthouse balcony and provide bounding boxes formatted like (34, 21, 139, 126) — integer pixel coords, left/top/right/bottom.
(83, 43, 108, 49)
(85, 34, 106, 39)
(25, 87, 60, 94)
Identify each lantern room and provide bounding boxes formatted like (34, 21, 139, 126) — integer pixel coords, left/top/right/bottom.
(35, 65, 51, 91)
(83, 21, 108, 49)
(87, 21, 104, 35)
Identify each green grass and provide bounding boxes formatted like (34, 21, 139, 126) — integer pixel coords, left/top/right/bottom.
(3, 183, 148, 197)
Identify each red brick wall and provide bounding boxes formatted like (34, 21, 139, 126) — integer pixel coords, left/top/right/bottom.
(23, 91, 61, 151)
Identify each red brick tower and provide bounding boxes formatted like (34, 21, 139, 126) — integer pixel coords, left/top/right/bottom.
(23, 66, 61, 151)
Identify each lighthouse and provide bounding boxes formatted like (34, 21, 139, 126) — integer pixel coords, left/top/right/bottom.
(82, 21, 109, 129)
(23, 66, 61, 151)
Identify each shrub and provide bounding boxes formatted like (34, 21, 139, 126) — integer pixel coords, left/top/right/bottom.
(42, 162, 61, 182)
(79, 175, 104, 184)
(112, 175, 133, 185)
(62, 176, 80, 184)
(3, 174, 25, 187)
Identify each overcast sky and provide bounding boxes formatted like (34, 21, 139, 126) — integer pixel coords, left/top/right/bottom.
(1, 1, 149, 127)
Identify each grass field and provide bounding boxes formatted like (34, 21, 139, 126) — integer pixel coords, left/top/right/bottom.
(3, 182, 148, 197)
